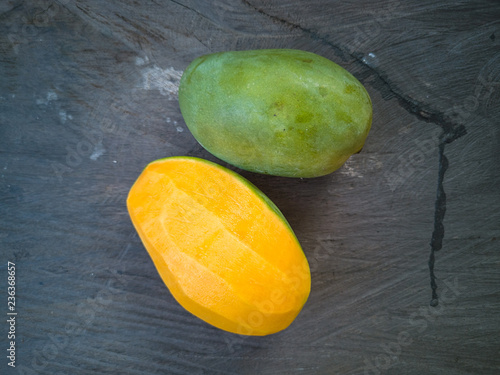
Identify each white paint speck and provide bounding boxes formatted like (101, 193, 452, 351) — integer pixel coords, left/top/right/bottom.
(339, 158, 363, 178)
(166, 117, 171, 123)
(68, 114, 73, 120)
(135, 56, 149, 66)
(47, 91, 58, 101)
(36, 90, 58, 105)
(141, 65, 183, 100)
(362, 52, 379, 68)
(90, 142, 105, 161)
(113, 160, 117, 164)
(176, 126, 184, 132)
(59, 110, 67, 123)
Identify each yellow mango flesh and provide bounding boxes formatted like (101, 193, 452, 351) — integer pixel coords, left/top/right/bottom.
(127, 157, 310, 335)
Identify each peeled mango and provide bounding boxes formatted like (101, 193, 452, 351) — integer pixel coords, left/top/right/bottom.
(178, 49, 372, 178)
(127, 156, 310, 335)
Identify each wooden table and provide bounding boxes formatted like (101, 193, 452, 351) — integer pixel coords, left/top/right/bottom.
(1, 1, 499, 374)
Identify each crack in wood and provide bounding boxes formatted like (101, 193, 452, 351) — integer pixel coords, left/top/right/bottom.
(169, 0, 226, 30)
(240, 0, 346, 60)
(429, 126, 467, 305)
(241, 0, 469, 306)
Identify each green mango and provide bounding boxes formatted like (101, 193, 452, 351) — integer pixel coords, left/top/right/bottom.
(178, 49, 372, 178)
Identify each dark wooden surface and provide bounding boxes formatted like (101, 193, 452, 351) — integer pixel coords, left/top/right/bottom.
(1, 1, 499, 374)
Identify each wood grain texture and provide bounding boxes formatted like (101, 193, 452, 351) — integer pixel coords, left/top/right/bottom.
(1, 0, 499, 374)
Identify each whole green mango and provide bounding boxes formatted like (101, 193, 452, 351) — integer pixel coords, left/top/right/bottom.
(178, 49, 372, 178)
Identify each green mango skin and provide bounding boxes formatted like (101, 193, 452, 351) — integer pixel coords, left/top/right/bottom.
(178, 49, 372, 178)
